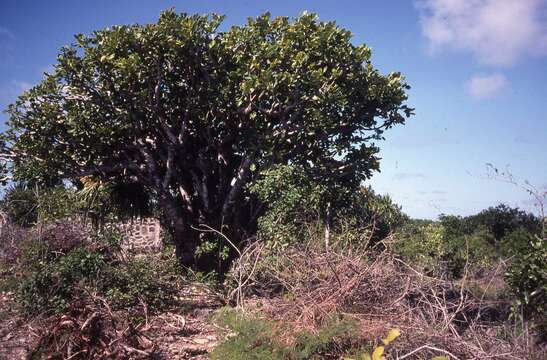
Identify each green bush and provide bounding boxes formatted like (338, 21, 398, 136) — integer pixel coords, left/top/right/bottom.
(468, 204, 542, 243)
(35, 186, 81, 223)
(499, 227, 536, 258)
(14, 227, 182, 314)
(340, 187, 408, 243)
(18, 247, 106, 313)
(394, 220, 496, 279)
(394, 221, 445, 273)
(249, 164, 329, 249)
(212, 308, 358, 360)
(250, 165, 407, 250)
(0, 182, 38, 227)
(212, 308, 290, 360)
(104, 255, 180, 310)
(505, 236, 546, 324)
(293, 319, 357, 359)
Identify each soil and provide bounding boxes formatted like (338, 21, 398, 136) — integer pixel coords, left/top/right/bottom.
(0, 283, 224, 360)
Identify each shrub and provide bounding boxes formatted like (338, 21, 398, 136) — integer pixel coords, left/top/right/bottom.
(499, 227, 536, 258)
(0, 182, 38, 227)
(18, 247, 106, 313)
(249, 164, 329, 249)
(394, 220, 496, 279)
(13, 225, 181, 314)
(468, 204, 542, 243)
(211, 308, 358, 360)
(250, 165, 407, 250)
(505, 236, 546, 325)
(442, 226, 496, 278)
(293, 319, 358, 359)
(13, 220, 91, 272)
(17, 247, 181, 314)
(340, 187, 408, 243)
(104, 255, 180, 310)
(35, 186, 81, 223)
(394, 221, 445, 274)
(211, 308, 290, 360)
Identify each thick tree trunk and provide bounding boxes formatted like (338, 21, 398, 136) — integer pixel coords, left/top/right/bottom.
(171, 223, 199, 268)
(158, 193, 198, 268)
(156, 172, 253, 272)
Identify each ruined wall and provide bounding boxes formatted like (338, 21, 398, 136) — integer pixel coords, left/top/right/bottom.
(113, 218, 163, 253)
(0, 211, 163, 254)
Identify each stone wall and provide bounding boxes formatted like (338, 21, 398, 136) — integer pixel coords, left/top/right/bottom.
(0, 211, 163, 254)
(113, 217, 163, 253)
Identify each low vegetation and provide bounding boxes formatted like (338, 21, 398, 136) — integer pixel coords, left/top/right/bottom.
(0, 152, 545, 359)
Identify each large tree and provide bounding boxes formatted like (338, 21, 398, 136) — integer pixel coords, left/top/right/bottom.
(1, 11, 412, 267)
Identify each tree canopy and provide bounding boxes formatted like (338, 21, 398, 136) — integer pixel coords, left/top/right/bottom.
(1, 11, 412, 268)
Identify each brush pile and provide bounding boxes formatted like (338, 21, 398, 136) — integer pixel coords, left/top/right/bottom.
(226, 241, 545, 359)
(30, 292, 154, 359)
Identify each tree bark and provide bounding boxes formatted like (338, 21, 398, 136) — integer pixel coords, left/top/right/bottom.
(158, 193, 198, 267)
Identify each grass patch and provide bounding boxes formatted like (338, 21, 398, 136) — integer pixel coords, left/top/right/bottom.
(211, 308, 359, 360)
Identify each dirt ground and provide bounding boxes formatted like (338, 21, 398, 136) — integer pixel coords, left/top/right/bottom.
(0, 283, 224, 360)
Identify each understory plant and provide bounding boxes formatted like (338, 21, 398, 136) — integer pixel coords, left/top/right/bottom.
(505, 235, 546, 333)
(9, 223, 181, 315)
(211, 308, 359, 360)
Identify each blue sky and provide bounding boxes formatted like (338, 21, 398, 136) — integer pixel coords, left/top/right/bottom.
(1, 0, 546, 219)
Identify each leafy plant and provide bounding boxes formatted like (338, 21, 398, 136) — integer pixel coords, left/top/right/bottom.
(251, 166, 408, 250)
(395, 218, 497, 279)
(0, 182, 38, 227)
(18, 247, 106, 314)
(505, 236, 546, 323)
(249, 164, 331, 249)
(468, 204, 542, 243)
(1, 10, 412, 268)
(14, 226, 181, 314)
(499, 227, 536, 258)
(211, 308, 290, 360)
(104, 256, 179, 310)
(212, 308, 358, 360)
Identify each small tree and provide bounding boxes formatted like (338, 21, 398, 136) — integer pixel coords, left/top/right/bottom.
(1, 11, 412, 268)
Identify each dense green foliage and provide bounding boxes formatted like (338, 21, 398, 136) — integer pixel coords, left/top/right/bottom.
(0, 181, 152, 228)
(0, 183, 38, 227)
(395, 205, 543, 279)
(250, 164, 407, 249)
(1, 11, 412, 268)
(468, 204, 542, 243)
(18, 247, 106, 313)
(505, 236, 546, 326)
(2, 224, 181, 314)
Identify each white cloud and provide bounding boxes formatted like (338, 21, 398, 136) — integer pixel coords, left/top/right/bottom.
(417, 0, 547, 66)
(466, 73, 508, 98)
